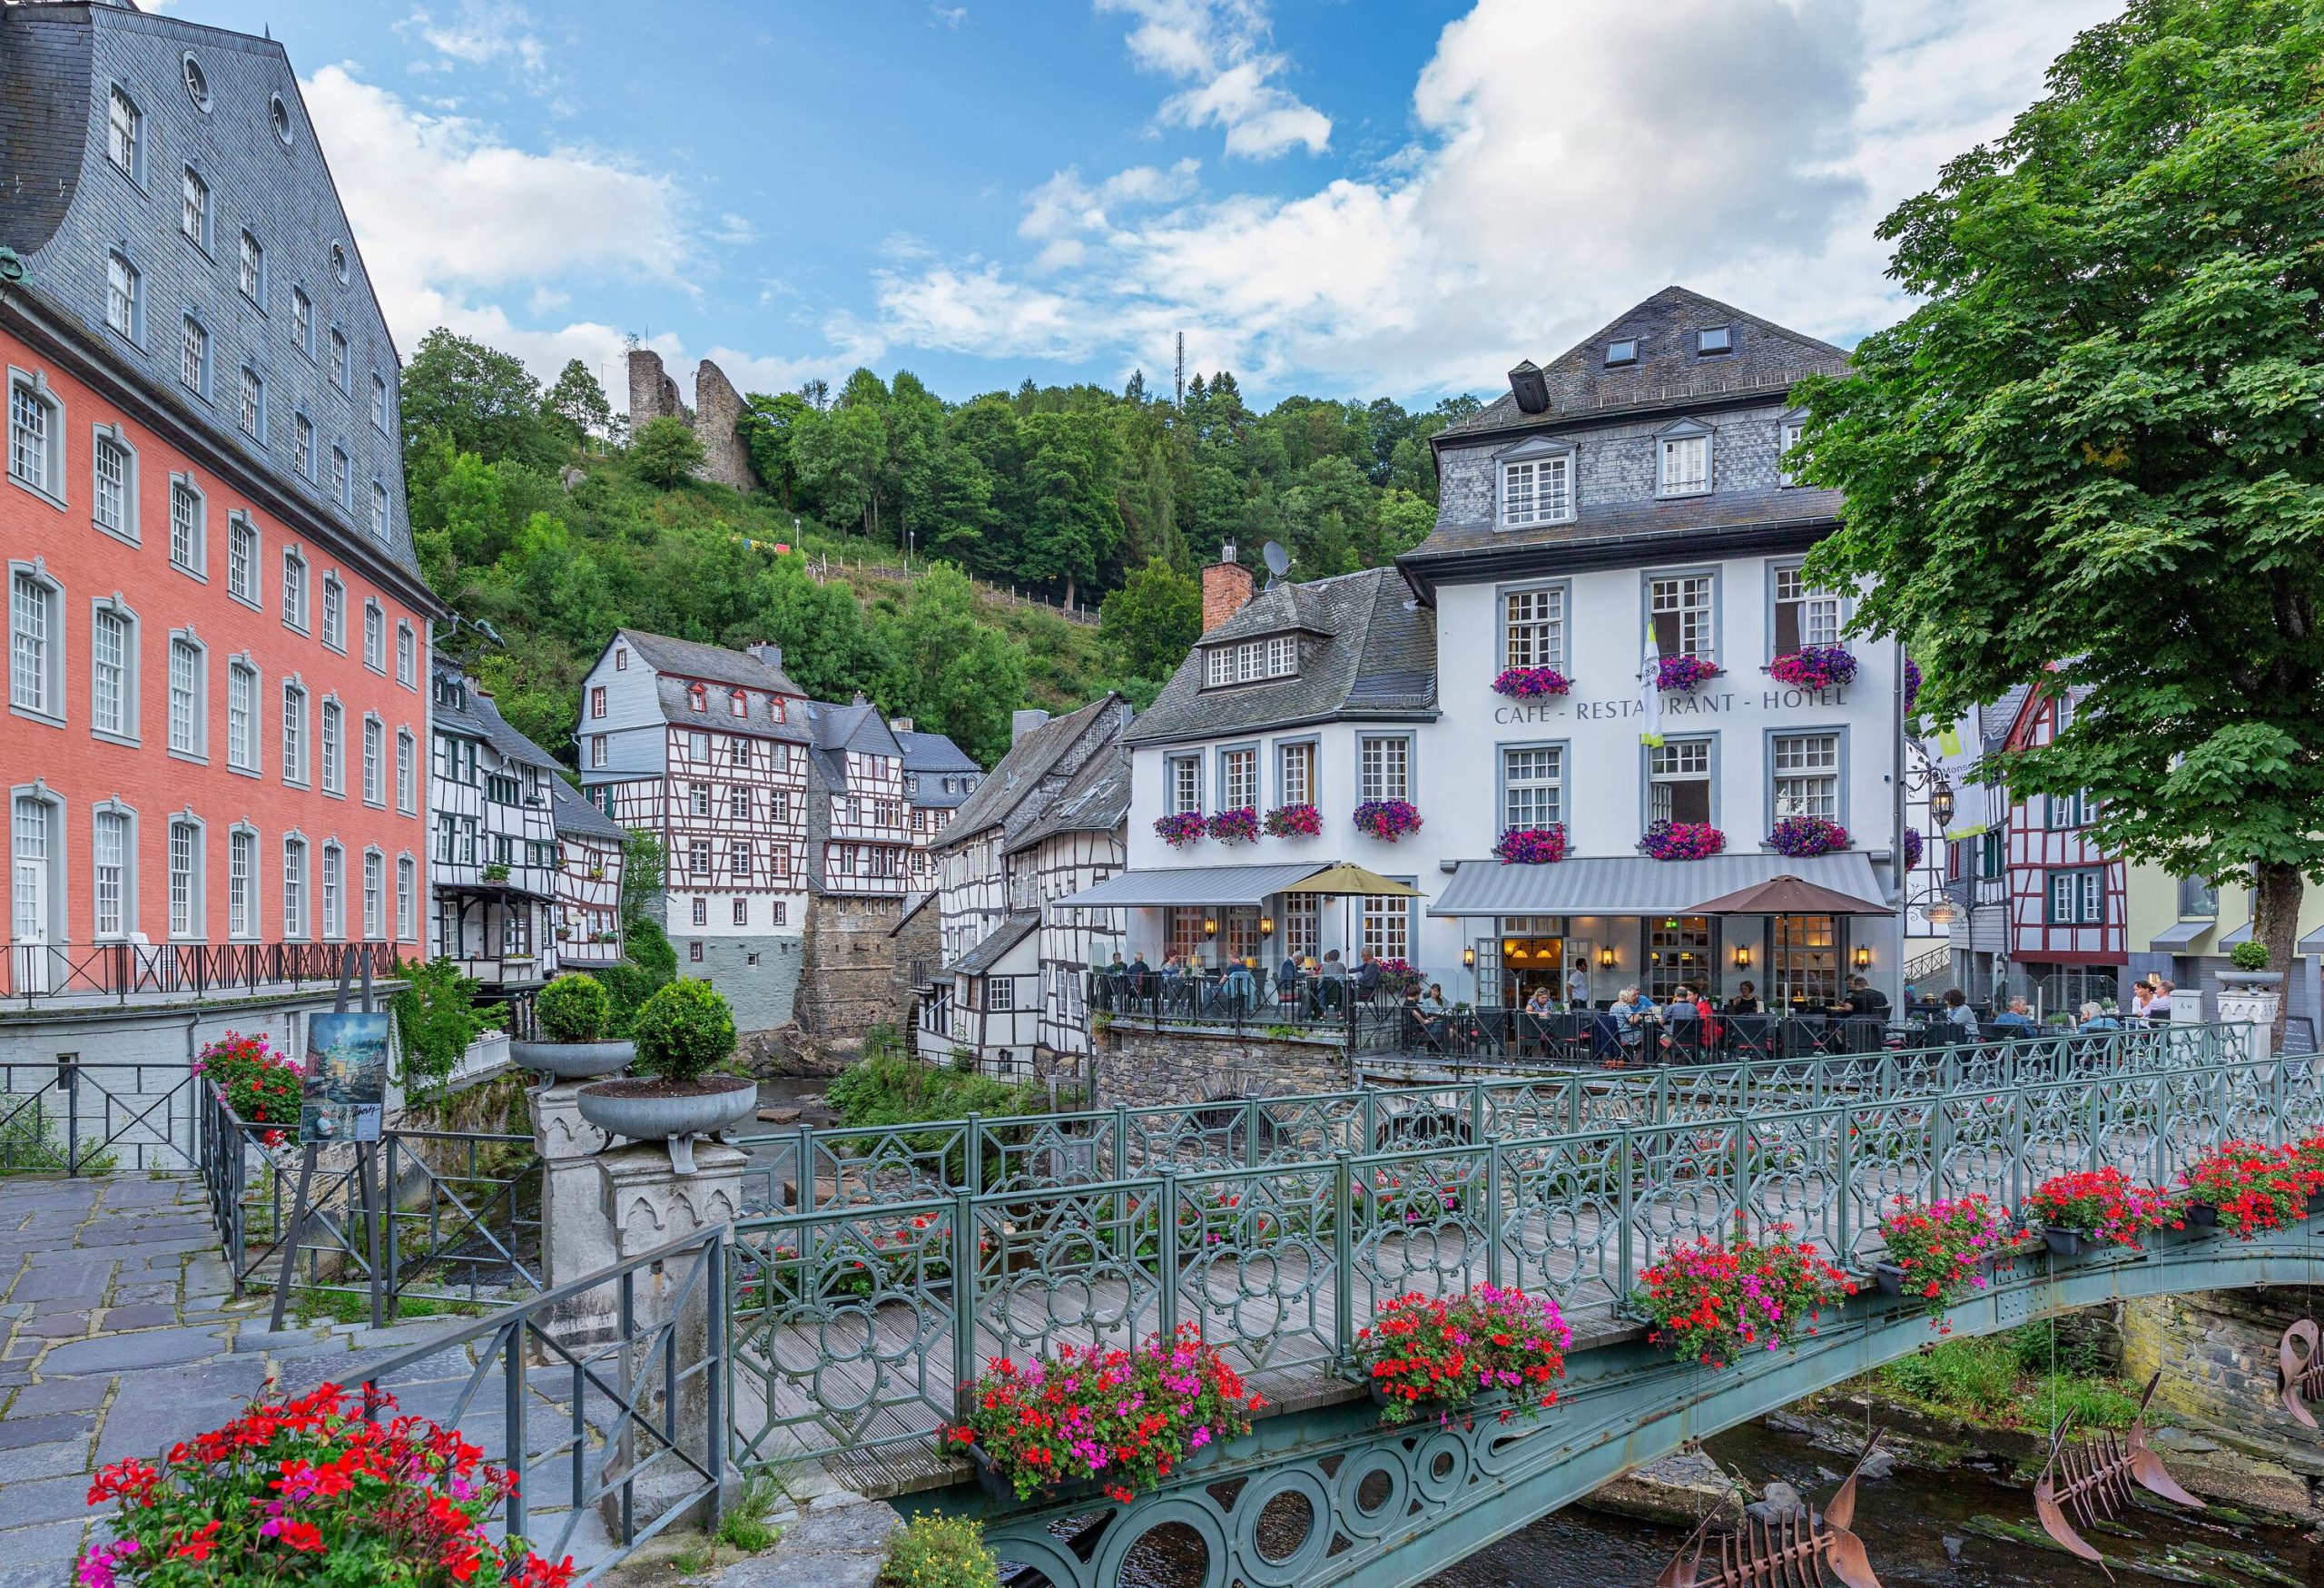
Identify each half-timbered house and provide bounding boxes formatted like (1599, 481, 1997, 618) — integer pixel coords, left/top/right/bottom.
(428, 657, 559, 991)
(898, 725, 982, 891)
(1006, 744, 1131, 1063)
(804, 698, 912, 899)
(548, 778, 625, 970)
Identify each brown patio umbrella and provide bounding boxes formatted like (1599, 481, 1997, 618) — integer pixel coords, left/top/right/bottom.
(1686, 873, 1891, 916)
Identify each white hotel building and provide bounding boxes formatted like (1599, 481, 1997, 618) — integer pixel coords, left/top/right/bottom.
(1069, 289, 1907, 1013)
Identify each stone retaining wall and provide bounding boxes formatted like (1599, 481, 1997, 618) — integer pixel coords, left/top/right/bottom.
(1091, 1023, 1355, 1109)
(2118, 1287, 2324, 1520)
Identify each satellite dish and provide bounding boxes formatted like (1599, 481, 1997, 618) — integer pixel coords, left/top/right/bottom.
(1261, 541, 1291, 585)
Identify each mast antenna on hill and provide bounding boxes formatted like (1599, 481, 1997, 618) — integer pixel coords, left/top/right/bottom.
(1175, 331, 1185, 408)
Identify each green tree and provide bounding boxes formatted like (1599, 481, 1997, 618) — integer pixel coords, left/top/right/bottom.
(1098, 558, 1202, 682)
(791, 401, 888, 536)
(739, 391, 812, 506)
(409, 442, 507, 594)
(544, 358, 612, 447)
(740, 552, 887, 701)
(631, 416, 706, 488)
(879, 565, 1028, 764)
(1796, 0, 2324, 1020)
(399, 328, 559, 472)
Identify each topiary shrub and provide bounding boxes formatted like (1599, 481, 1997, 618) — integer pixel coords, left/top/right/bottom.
(535, 973, 613, 1043)
(2230, 940, 2271, 972)
(631, 978, 736, 1084)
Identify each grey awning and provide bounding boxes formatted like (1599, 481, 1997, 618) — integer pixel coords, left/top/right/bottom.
(1429, 851, 1888, 918)
(1051, 862, 1332, 909)
(2149, 919, 2213, 952)
(2221, 921, 2255, 948)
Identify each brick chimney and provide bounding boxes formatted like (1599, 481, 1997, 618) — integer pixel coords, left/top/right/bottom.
(1201, 545, 1256, 634)
(745, 640, 783, 670)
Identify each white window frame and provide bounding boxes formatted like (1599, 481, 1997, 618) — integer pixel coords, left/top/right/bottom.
(1771, 732, 1841, 823)
(104, 252, 140, 341)
(397, 622, 416, 687)
(396, 728, 415, 812)
(397, 854, 416, 941)
(1649, 738, 1714, 825)
(1168, 755, 1202, 816)
(165, 631, 206, 761)
(1277, 739, 1315, 808)
(167, 815, 203, 940)
(294, 411, 314, 478)
(1502, 745, 1562, 830)
(1499, 452, 1573, 529)
(89, 598, 137, 744)
(226, 513, 257, 607)
(238, 229, 264, 305)
(363, 850, 384, 940)
(228, 825, 258, 940)
(1358, 735, 1410, 804)
(320, 843, 344, 941)
(330, 446, 350, 509)
(1772, 566, 1842, 654)
(107, 85, 142, 180)
(363, 601, 384, 672)
(1659, 431, 1711, 497)
(91, 426, 136, 543)
(282, 835, 309, 940)
(320, 697, 343, 795)
(1502, 584, 1566, 670)
(1648, 572, 1717, 660)
(371, 373, 389, 433)
(238, 366, 263, 440)
(226, 657, 258, 772)
(180, 317, 208, 396)
(93, 804, 133, 940)
(167, 476, 206, 577)
(8, 563, 64, 722)
(1778, 419, 1807, 488)
(1221, 746, 1257, 811)
(370, 480, 389, 541)
(281, 681, 307, 786)
(290, 286, 310, 355)
(281, 547, 308, 632)
(8, 372, 65, 508)
(2048, 869, 2105, 926)
(1360, 893, 1410, 962)
(320, 573, 344, 652)
(329, 329, 349, 392)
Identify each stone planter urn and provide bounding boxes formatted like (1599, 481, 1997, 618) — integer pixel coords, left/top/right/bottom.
(512, 1039, 635, 1082)
(2217, 970, 2285, 1060)
(576, 1076, 758, 1174)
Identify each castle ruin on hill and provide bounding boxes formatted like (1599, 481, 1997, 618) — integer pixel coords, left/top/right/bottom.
(626, 348, 759, 493)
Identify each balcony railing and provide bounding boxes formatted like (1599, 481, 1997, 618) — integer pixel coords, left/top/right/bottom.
(3, 940, 408, 1010)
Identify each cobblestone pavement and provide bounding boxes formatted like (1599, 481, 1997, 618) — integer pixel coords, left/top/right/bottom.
(0, 1176, 488, 1587)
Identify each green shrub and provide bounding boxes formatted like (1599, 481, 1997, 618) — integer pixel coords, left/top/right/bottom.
(826, 1051, 1045, 1129)
(390, 958, 486, 1100)
(2230, 940, 2271, 972)
(878, 1515, 999, 1588)
(632, 978, 737, 1083)
(536, 972, 613, 1043)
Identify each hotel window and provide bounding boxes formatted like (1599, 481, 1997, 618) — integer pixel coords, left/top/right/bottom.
(238, 367, 262, 439)
(1649, 739, 1712, 824)
(1166, 907, 1206, 963)
(692, 898, 708, 927)
(1168, 755, 1202, 815)
(771, 789, 789, 823)
(238, 231, 264, 303)
(94, 810, 128, 938)
(107, 86, 141, 177)
(1660, 432, 1710, 495)
(397, 856, 415, 940)
(589, 734, 606, 769)
(282, 838, 308, 939)
(329, 330, 350, 392)
(728, 736, 748, 767)
(291, 288, 311, 356)
(370, 482, 389, 541)
(1359, 735, 1409, 803)
(690, 784, 711, 817)
(104, 253, 140, 340)
(166, 636, 203, 757)
(397, 730, 415, 811)
(227, 661, 256, 770)
(2049, 869, 2105, 925)
(320, 575, 344, 650)
(729, 786, 749, 819)
(1774, 913, 1838, 1006)
(281, 549, 307, 630)
(1500, 453, 1571, 528)
(1284, 894, 1320, 962)
(1779, 420, 1807, 487)
(281, 683, 306, 784)
(364, 603, 383, 671)
(90, 605, 133, 739)
(167, 820, 200, 938)
(690, 839, 711, 874)
(362, 716, 382, 804)
(1278, 740, 1315, 808)
(590, 686, 607, 719)
(1771, 732, 1840, 821)
(1502, 745, 1562, 830)
(1772, 567, 1841, 654)
(397, 622, 415, 686)
(1361, 894, 1409, 963)
(1649, 916, 1713, 1002)
(179, 167, 211, 247)
(331, 446, 350, 508)
(2046, 790, 2093, 829)
(733, 899, 749, 926)
(166, 479, 202, 575)
(229, 829, 257, 940)
(93, 433, 131, 538)
(180, 318, 208, 395)
(227, 516, 256, 604)
(9, 376, 60, 498)
(1502, 586, 1565, 669)
(364, 852, 383, 939)
(730, 840, 750, 879)
(1204, 636, 1296, 686)
(1648, 574, 1714, 658)
(8, 569, 59, 716)
(321, 845, 343, 940)
(1221, 747, 1257, 810)
(294, 412, 314, 478)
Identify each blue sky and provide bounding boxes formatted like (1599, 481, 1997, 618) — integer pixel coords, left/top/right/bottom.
(172, 0, 2121, 413)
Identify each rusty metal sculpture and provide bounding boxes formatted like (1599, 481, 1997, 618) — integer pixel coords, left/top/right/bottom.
(2032, 1372, 2201, 1576)
(1653, 1432, 1884, 1588)
(2277, 1317, 2324, 1428)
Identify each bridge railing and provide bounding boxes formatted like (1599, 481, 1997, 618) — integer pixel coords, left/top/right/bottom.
(728, 1022, 2250, 1215)
(722, 1031, 2297, 1476)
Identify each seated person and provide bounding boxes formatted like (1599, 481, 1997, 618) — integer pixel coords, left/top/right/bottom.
(1723, 981, 1762, 1014)
(1834, 974, 1890, 1022)
(1989, 995, 2039, 1036)
(2076, 1000, 2122, 1032)
(1942, 987, 1980, 1041)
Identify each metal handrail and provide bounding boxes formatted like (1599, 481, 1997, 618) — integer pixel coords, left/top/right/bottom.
(2, 939, 407, 1007)
(0, 1056, 204, 1173)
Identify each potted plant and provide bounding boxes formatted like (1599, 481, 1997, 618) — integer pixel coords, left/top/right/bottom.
(512, 972, 635, 1081)
(1655, 655, 1724, 693)
(79, 1382, 574, 1588)
(2022, 1168, 2175, 1254)
(2178, 1140, 2309, 1238)
(1640, 821, 1727, 861)
(1767, 646, 1858, 689)
(576, 978, 753, 1173)
(2222, 939, 2283, 987)
(193, 1032, 303, 1149)
(1355, 1286, 1571, 1425)
(481, 862, 511, 882)
(1873, 1193, 2006, 1328)
(2289, 1134, 2324, 1212)
(945, 1324, 1260, 1504)
(1263, 803, 1322, 838)
(1206, 807, 1260, 844)
(1632, 1221, 1853, 1367)
(1353, 799, 1423, 843)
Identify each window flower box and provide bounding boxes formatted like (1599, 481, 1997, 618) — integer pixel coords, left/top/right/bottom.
(2023, 1168, 2175, 1252)
(1655, 656, 1724, 693)
(1263, 803, 1321, 839)
(1353, 799, 1423, 843)
(1768, 646, 1857, 690)
(2178, 1140, 2316, 1239)
(1633, 1222, 1853, 1368)
(1492, 667, 1573, 699)
(1207, 807, 1260, 844)
(1493, 825, 1569, 865)
(1356, 1286, 1571, 1425)
(1873, 1193, 2006, 1328)
(1768, 816, 1848, 857)
(1153, 812, 1206, 849)
(1640, 821, 1725, 861)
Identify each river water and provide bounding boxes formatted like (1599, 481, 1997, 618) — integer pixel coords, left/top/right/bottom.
(1429, 1420, 2319, 1588)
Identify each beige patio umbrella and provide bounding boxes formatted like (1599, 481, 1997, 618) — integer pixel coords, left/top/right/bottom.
(1284, 864, 1425, 972)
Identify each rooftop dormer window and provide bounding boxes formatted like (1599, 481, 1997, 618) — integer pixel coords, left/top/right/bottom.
(1604, 338, 1639, 368)
(1203, 634, 1297, 688)
(687, 684, 706, 714)
(730, 689, 747, 717)
(106, 86, 141, 181)
(1498, 441, 1574, 529)
(1657, 420, 1714, 498)
(1696, 326, 1732, 357)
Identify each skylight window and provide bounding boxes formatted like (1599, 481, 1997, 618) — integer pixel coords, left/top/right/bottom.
(1604, 338, 1639, 368)
(1698, 326, 1733, 356)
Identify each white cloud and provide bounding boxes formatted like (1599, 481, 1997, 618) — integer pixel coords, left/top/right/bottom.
(399, 3, 548, 77)
(931, 5, 969, 26)
(1096, 0, 1330, 158)
(872, 0, 2119, 397)
(709, 212, 759, 247)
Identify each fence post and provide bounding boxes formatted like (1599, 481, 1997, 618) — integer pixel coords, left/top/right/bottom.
(1834, 1101, 1852, 1267)
(1113, 1104, 1132, 1179)
(1932, 1090, 1953, 1206)
(1616, 1128, 1636, 1306)
(1484, 1145, 1503, 1289)
(1157, 1169, 1180, 1341)
(1244, 1099, 1260, 1169)
(793, 1124, 814, 1213)
(952, 1188, 978, 1423)
(503, 1318, 530, 1544)
(965, 1112, 983, 1198)
(1732, 1118, 1752, 1242)
(64, 1058, 79, 1177)
(704, 1232, 727, 1530)
(1332, 1152, 1354, 1367)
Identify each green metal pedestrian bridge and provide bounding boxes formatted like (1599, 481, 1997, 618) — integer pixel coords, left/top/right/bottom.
(351, 1023, 2324, 1588)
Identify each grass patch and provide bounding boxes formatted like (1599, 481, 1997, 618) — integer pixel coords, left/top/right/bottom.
(1853, 1324, 2146, 1431)
(289, 1287, 487, 1327)
(714, 1470, 785, 1554)
(825, 1052, 1053, 1130)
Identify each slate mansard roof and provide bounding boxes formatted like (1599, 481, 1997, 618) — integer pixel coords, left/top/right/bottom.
(1123, 567, 1437, 747)
(1404, 287, 1852, 577)
(1006, 744, 1131, 856)
(898, 730, 981, 808)
(615, 629, 804, 699)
